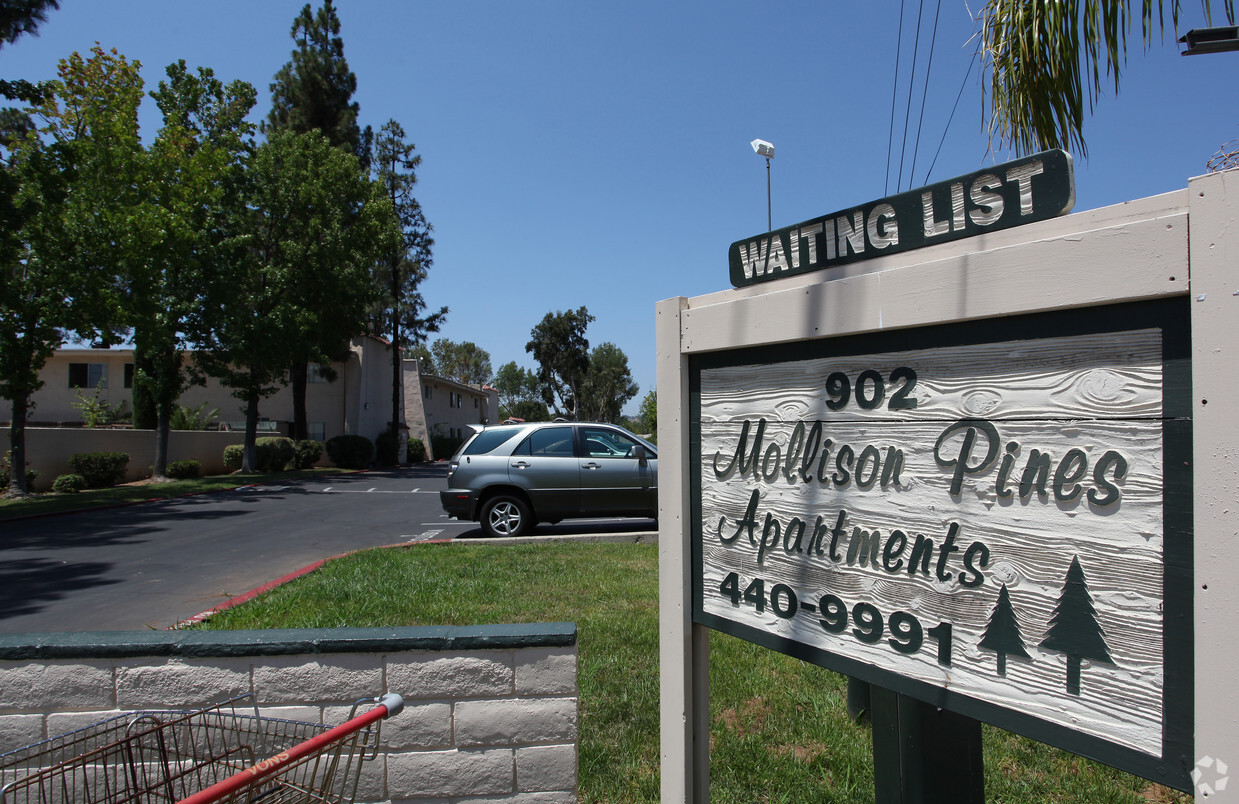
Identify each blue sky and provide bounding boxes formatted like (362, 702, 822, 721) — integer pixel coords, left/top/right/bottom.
(5, 2, 1235, 414)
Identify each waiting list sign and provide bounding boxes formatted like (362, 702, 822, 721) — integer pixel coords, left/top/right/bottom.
(691, 301, 1192, 775)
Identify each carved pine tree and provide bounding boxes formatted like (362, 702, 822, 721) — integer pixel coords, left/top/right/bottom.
(1039, 556, 1113, 695)
(979, 583, 1031, 676)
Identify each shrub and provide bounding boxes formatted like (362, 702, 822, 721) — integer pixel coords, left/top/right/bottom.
(0, 450, 37, 491)
(255, 437, 296, 472)
(325, 434, 373, 469)
(165, 460, 201, 480)
(223, 444, 244, 471)
(374, 429, 402, 466)
(68, 451, 129, 488)
(170, 402, 220, 431)
(52, 474, 88, 494)
(431, 433, 466, 462)
(293, 440, 323, 469)
(407, 437, 427, 463)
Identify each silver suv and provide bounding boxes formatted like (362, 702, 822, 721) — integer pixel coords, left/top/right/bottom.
(440, 421, 657, 538)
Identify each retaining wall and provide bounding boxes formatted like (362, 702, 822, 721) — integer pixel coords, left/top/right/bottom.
(1, 428, 248, 490)
(0, 626, 578, 803)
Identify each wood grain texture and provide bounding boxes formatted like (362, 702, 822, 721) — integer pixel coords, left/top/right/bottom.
(696, 329, 1168, 755)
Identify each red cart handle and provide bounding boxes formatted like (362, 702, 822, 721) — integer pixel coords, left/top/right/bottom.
(178, 694, 404, 804)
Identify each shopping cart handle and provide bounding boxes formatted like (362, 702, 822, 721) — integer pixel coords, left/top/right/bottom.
(378, 693, 404, 719)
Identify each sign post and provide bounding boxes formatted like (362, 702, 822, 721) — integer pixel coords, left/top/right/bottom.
(659, 164, 1238, 802)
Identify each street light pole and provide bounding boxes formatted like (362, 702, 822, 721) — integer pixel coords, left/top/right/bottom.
(751, 139, 774, 231)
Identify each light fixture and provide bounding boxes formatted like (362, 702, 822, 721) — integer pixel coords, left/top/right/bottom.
(1179, 25, 1239, 54)
(751, 139, 774, 231)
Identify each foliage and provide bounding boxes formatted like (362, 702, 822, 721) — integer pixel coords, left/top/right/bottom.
(325, 433, 373, 469)
(223, 443, 243, 472)
(636, 389, 657, 437)
(493, 361, 542, 418)
(293, 439, 323, 469)
(196, 128, 390, 470)
(255, 436, 297, 473)
(525, 306, 594, 419)
(67, 451, 129, 488)
(265, 0, 365, 162)
(406, 437, 426, 463)
(0, 450, 36, 492)
(577, 342, 638, 423)
(51, 473, 86, 493)
(407, 343, 434, 374)
(979, 0, 1235, 157)
(164, 459, 201, 480)
(170, 402, 221, 431)
(0, 1, 59, 49)
(430, 338, 491, 385)
(71, 382, 131, 428)
(374, 428, 402, 466)
(507, 399, 552, 422)
(431, 431, 466, 461)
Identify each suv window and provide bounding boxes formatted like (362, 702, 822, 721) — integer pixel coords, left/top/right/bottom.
(461, 428, 523, 456)
(581, 426, 646, 459)
(514, 427, 575, 457)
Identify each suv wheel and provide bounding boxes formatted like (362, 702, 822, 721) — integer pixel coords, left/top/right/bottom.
(481, 494, 532, 538)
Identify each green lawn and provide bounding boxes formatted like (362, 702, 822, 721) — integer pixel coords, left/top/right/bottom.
(197, 541, 1187, 804)
(0, 468, 349, 521)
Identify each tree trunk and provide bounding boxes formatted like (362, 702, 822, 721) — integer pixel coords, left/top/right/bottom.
(391, 331, 403, 460)
(7, 395, 30, 494)
(153, 399, 171, 479)
(291, 361, 308, 441)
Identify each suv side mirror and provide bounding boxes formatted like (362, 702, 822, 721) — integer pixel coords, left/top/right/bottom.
(633, 444, 648, 466)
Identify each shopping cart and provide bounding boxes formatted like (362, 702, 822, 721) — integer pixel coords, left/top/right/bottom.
(0, 692, 404, 804)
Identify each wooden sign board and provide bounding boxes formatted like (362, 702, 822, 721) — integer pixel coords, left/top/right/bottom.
(690, 299, 1192, 788)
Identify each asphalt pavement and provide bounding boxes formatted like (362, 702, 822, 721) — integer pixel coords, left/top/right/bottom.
(0, 466, 656, 634)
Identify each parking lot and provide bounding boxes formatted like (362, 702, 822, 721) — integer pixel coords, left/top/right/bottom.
(0, 466, 655, 633)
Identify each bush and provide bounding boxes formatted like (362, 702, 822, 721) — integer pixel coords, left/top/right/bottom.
(325, 434, 374, 469)
(0, 450, 37, 491)
(431, 433, 466, 462)
(165, 460, 201, 480)
(255, 437, 296, 472)
(374, 429, 402, 466)
(68, 451, 129, 488)
(51, 474, 87, 494)
(293, 440, 323, 469)
(223, 444, 244, 471)
(407, 437, 427, 463)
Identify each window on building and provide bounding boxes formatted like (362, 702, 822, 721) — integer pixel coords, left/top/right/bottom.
(307, 422, 326, 441)
(474, 398, 479, 408)
(123, 363, 134, 389)
(424, 385, 433, 399)
(68, 363, 107, 389)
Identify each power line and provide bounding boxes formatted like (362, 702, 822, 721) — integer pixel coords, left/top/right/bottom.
(885, 0, 907, 196)
(908, 0, 943, 185)
(924, 50, 975, 184)
(896, 0, 926, 193)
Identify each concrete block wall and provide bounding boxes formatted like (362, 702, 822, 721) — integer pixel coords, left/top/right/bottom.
(0, 626, 578, 803)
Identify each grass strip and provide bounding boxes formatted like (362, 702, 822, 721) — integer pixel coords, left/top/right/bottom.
(197, 541, 1187, 804)
(0, 468, 350, 521)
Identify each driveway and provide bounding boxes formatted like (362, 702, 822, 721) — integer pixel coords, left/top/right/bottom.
(0, 466, 655, 633)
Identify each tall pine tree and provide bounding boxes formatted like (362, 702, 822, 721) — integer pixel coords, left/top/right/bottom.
(265, 0, 371, 441)
(370, 119, 446, 445)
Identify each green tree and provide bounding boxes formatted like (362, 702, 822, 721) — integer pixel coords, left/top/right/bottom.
(266, 0, 371, 440)
(370, 119, 446, 440)
(0, 1, 59, 49)
(635, 389, 657, 436)
(1, 47, 138, 493)
(526, 306, 594, 419)
(407, 342, 435, 375)
(431, 338, 492, 385)
(1039, 556, 1114, 695)
(577, 342, 638, 424)
(131, 61, 256, 478)
(980, 0, 1235, 157)
(198, 129, 390, 471)
(493, 361, 542, 418)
